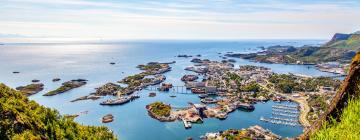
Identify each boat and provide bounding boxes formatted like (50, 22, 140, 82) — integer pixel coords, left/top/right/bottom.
(198, 94, 208, 98)
(191, 88, 206, 94)
(200, 98, 218, 104)
(182, 119, 192, 129)
(237, 103, 255, 111)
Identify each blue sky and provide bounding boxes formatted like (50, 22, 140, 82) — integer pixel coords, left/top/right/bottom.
(0, 0, 360, 41)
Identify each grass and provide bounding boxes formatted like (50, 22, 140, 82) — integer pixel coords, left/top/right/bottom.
(311, 97, 360, 139)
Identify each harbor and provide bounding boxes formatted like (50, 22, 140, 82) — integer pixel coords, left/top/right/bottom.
(260, 104, 301, 127)
(5, 41, 328, 139)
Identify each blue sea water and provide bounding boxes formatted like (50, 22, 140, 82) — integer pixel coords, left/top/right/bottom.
(0, 40, 337, 140)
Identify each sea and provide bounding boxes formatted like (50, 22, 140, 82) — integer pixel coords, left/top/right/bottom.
(0, 40, 338, 140)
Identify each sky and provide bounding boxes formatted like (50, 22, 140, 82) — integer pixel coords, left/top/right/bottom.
(0, 0, 360, 42)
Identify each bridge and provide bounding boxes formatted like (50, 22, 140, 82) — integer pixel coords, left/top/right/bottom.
(143, 85, 192, 94)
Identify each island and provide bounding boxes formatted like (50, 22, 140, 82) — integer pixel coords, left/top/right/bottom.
(146, 102, 175, 122)
(72, 62, 173, 103)
(43, 79, 87, 96)
(16, 83, 44, 96)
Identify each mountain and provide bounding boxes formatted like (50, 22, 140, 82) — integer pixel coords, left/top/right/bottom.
(0, 83, 117, 140)
(300, 51, 360, 139)
(226, 32, 359, 64)
(353, 31, 360, 34)
(324, 32, 360, 50)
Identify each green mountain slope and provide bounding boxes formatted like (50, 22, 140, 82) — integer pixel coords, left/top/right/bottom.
(300, 52, 360, 139)
(0, 84, 117, 140)
(325, 34, 360, 50)
(311, 97, 360, 139)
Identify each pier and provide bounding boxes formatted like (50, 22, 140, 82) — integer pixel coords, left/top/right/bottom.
(272, 105, 299, 110)
(260, 104, 300, 127)
(272, 112, 298, 118)
(272, 109, 299, 114)
(260, 117, 300, 127)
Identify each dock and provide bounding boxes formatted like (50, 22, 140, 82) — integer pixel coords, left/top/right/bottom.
(260, 104, 300, 127)
(182, 119, 192, 129)
(272, 112, 298, 118)
(260, 117, 300, 127)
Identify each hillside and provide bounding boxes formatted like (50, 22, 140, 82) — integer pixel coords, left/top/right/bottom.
(300, 51, 360, 139)
(324, 33, 360, 50)
(0, 84, 117, 140)
(225, 32, 360, 64)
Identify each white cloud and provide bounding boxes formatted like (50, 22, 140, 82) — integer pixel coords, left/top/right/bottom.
(0, 0, 359, 42)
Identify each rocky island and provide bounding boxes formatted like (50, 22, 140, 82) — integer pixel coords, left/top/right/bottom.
(16, 83, 44, 96)
(43, 79, 87, 96)
(146, 102, 176, 122)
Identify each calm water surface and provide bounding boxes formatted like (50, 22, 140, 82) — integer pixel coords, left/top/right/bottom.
(0, 40, 336, 139)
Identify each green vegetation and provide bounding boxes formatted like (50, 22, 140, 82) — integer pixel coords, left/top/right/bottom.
(268, 74, 340, 93)
(311, 98, 360, 139)
(0, 83, 116, 140)
(44, 81, 86, 96)
(220, 129, 251, 140)
(147, 102, 171, 117)
(309, 51, 360, 139)
(120, 73, 146, 84)
(241, 81, 260, 93)
(307, 94, 329, 124)
(16, 83, 44, 96)
(138, 63, 163, 70)
(326, 34, 360, 50)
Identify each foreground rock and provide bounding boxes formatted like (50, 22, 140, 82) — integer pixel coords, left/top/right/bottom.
(16, 83, 44, 96)
(43, 79, 87, 96)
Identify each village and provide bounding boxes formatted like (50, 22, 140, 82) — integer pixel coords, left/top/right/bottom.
(61, 56, 340, 132)
(143, 57, 340, 132)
